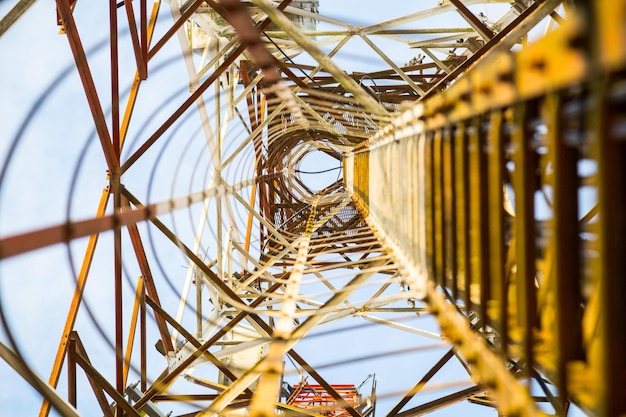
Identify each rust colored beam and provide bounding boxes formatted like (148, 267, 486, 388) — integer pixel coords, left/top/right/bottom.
(123, 0, 147, 80)
(0, 199, 154, 260)
(55, 0, 77, 33)
(274, 58, 310, 89)
(141, 0, 148, 74)
(56, 0, 118, 169)
(110, 0, 120, 159)
(448, 0, 494, 41)
(67, 336, 77, 407)
(120, 0, 160, 147)
(74, 351, 142, 417)
(111, 172, 124, 397)
(69, 332, 116, 417)
(124, 199, 175, 353)
(140, 275, 147, 392)
(0, 173, 273, 260)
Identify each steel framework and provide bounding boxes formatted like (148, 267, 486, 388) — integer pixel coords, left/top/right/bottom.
(0, 0, 624, 417)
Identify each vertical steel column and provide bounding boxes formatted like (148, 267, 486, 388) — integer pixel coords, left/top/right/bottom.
(593, 78, 626, 417)
(140, 0, 148, 75)
(477, 118, 491, 328)
(110, 0, 120, 157)
(511, 101, 537, 380)
(112, 172, 124, 405)
(432, 129, 445, 286)
(454, 123, 471, 311)
(585, 2, 626, 412)
(468, 118, 490, 323)
(442, 126, 457, 298)
(424, 132, 435, 278)
(140, 276, 147, 392)
(487, 109, 506, 349)
(545, 91, 583, 408)
(67, 336, 77, 407)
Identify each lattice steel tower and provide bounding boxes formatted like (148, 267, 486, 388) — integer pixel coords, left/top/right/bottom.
(1, 1, 625, 417)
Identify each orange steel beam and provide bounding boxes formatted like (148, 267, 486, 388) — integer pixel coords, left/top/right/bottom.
(511, 100, 538, 383)
(123, 277, 143, 388)
(244, 181, 257, 253)
(120, 0, 161, 146)
(38, 187, 111, 417)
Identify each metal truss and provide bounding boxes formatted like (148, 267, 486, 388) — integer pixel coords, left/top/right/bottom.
(1, 1, 623, 417)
